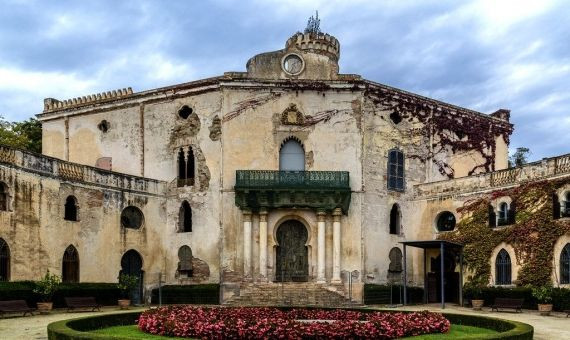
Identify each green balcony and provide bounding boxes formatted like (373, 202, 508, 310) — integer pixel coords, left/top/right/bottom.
(234, 170, 351, 214)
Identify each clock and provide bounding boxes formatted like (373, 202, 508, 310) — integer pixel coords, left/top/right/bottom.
(282, 54, 304, 75)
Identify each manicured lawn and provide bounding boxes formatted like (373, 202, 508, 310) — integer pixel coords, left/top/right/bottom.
(92, 325, 186, 339)
(403, 324, 498, 339)
(93, 324, 496, 339)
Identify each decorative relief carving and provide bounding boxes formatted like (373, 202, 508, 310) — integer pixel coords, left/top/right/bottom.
(281, 104, 305, 125)
(0, 146, 16, 164)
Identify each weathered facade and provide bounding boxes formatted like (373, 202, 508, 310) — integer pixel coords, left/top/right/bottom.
(1, 30, 568, 305)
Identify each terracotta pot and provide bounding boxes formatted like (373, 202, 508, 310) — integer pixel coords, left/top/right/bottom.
(37, 302, 53, 314)
(118, 299, 131, 310)
(538, 303, 553, 316)
(471, 299, 485, 311)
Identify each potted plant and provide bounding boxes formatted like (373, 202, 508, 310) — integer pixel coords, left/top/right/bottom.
(532, 285, 553, 316)
(466, 282, 485, 310)
(33, 270, 61, 314)
(117, 273, 139, 309)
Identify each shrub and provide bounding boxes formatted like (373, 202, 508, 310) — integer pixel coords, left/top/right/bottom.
(0, 282, 121, 307)
(531, 284, 553, 304)
(33, 271, 61, 302)
(150, 284, 219, 304)
(363, 284, 424, 305)
(138, 306, 450, 339)
(462, 286, 570, 311)
(117, 274, 139, 299)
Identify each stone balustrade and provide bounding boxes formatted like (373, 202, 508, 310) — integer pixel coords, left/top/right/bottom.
(0, 144, 165, 195)
(414, 153, 570, 200)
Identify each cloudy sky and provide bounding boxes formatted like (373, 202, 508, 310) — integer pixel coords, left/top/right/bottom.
(0, 0, 568, 160)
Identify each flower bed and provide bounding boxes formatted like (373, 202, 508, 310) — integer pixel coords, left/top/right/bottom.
(137, 307, 450, 339)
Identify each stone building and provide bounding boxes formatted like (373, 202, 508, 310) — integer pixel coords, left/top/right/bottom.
(0, 29, 569, 305)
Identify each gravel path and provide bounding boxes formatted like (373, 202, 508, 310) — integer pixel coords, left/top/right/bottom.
(0, 307, 144, 340)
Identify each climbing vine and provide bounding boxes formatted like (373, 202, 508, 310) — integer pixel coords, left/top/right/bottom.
(437, 179, 570, 286)
(364, 85, 513, 178)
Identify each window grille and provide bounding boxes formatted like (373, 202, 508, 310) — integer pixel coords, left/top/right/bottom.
(561, 244, 570, 284)
(387, 149, 404, 191)
(62, 245, 79, 283)
(495, 249, 512, 285)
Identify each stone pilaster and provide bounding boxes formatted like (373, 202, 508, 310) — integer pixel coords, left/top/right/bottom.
(243, 210, 252, 280)
(317, 210, 326, 283)
(258, 209, 268, 281)
(332, 208, 342, 283)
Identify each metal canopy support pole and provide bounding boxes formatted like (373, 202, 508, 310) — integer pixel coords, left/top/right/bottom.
(459, 247, 464, 307)
(403, 244, 407, 305)
(440, 242, 445, 309)
(423, 248, 427, 304)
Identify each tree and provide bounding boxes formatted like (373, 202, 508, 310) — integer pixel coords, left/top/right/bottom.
(509, 147, 531, 168)
(0, 116, 42, 153)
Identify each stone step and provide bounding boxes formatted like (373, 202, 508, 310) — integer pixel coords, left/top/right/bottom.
(224, 282, 359, 307)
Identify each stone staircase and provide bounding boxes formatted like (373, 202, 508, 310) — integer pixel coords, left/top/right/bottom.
(224, 282, 358, 307)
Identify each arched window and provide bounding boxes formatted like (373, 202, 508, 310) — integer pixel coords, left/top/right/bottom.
(64, 196, 79, 221)
(0, 238, 10, 281)
(387, 149, 404, 191)
(436, 212, 456, 232)
(62, 245, 79, 283)
(561, 243, 570, 284)
(497, 202, 509, 226)
(0, 182, 8, 211)
(121, 206, 144, 229)
(388, 247, 403, 273)
(187, 147, 195, 183)
(177, 147, 195, 187)
(178, 245, 193, 277)
(279, 138, 305, 171)
(389, 204, 401, 235)
(178, 148, 186, 182)
(495, 249, 512, 285)
(179, 201, 192, 233)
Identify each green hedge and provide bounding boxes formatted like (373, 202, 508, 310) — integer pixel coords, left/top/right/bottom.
(47, 308, 533, 340)
(363, 284, 424, 305)
(150, 284, 219, 305)
(463, 286, 570, 311)
(0, 281, 121, 308)
(442, 313, 533, 340)
(47, 312, 140, 340)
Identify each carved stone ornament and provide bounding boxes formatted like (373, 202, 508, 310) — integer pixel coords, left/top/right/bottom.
(281, 104, 305, 125)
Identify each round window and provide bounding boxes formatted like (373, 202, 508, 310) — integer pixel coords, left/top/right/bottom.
(121, 206, 144, 229)
(436, 212, 456, 232)
(282, 54, 304, 75)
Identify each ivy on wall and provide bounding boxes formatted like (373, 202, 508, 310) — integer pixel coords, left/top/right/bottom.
(437, 179, 570, 286)
(365, 85, 513, 178)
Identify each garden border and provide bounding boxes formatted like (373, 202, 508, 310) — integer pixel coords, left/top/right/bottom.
(47, 308, 533, 340)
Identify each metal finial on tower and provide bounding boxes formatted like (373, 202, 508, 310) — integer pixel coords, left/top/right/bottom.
(304, 11, 321, 34)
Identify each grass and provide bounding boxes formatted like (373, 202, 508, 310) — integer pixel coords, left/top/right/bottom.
(93, 324, 497, 339)
(92, 325, 186, 339)
(403, 324, 498, 339)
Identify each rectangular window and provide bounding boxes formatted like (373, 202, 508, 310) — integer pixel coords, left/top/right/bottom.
(387, 150, 405, 191)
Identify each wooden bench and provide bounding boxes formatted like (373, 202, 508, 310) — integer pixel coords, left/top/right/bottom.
(565, 310, 570, 317)
(491, 298, 524, 313)
(0, 300, 35, 317)
(64, 297, 101, 312)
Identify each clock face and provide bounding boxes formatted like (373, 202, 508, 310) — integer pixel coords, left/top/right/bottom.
(283, 54, 304, 75)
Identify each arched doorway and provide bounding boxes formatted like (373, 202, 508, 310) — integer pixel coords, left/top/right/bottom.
(428, 252, 459, 303)
(275, 220, 308, 282)
(120, 250, 144, 305)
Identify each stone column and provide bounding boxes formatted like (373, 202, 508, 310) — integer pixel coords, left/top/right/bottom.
(332, 208, 342, 283)
(243, 210, 252, 280)
(317, 210, 326, 283)
(259, 209, 268, 281)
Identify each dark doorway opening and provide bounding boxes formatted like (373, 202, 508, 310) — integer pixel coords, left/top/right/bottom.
(428, 253, 459, 303)
(275, 220, 308, 282)
(120, 249, 144, 305)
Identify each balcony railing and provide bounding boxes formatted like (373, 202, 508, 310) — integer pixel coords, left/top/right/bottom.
(235, 170, 350, 190)
(234, 170, 351, 214)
